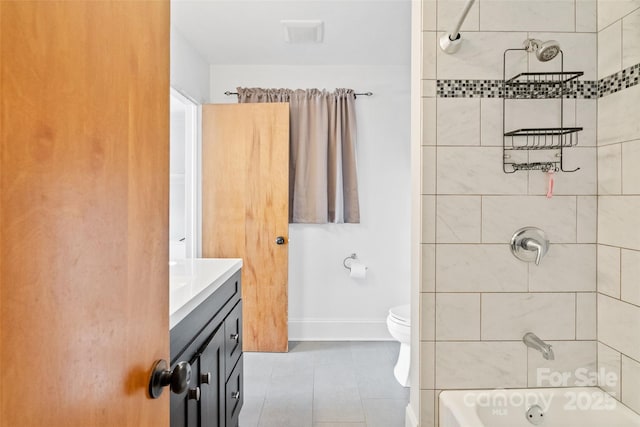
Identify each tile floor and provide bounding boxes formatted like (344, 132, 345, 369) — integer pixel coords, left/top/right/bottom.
(239, 341, 409, 427)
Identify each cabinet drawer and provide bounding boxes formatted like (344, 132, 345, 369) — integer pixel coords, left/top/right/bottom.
(225, 356, 243, 427)
(224, 301, 242, 379)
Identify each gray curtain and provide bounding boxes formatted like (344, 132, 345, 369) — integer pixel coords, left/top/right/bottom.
(237, 87, 360, 224)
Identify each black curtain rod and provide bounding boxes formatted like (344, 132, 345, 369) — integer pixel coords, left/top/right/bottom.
(224, 91, 373, 97)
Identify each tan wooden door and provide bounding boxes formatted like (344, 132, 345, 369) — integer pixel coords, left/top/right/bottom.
(0, 2, 170, 426)
(202, 104, 289, 352)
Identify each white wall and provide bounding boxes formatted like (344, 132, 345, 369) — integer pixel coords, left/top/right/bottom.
(211, 65, 411, 340)
(171, 27, 210, 103)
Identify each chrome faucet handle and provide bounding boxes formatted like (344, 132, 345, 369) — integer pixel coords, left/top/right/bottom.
(511, 227, 549, 266)
(522, 238, 543, 265)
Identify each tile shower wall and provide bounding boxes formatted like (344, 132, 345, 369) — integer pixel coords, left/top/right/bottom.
(596, 1, 640, 416)
(420, 1, 598, 426)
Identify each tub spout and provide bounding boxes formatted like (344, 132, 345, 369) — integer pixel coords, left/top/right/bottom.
(523, 332, 554, 360)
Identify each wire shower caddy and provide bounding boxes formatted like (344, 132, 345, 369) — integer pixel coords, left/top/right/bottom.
(502, 49, 583, 173)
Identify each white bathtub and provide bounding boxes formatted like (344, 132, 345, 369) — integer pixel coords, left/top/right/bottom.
(439, 387, 640, 427)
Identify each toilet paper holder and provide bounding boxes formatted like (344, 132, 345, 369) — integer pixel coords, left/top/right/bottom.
(343, 253, 367, 271)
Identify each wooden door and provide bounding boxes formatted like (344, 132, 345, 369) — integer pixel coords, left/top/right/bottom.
(0, 2, 170, 426)
(202, 104, 289, 352)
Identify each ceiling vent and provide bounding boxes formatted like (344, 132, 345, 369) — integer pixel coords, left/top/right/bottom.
(281, 20, 324, 43)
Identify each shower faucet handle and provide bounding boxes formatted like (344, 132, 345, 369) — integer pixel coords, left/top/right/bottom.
(522, 238, 544, 265)
(510, 227, 549, 266)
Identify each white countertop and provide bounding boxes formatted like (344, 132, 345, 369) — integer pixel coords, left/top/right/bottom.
(170, 258, 243, 329)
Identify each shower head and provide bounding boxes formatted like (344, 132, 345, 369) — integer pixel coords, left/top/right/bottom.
(523, 39, 561, 62)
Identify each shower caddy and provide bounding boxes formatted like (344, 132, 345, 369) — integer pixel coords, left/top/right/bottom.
(502, 49, 583, 173)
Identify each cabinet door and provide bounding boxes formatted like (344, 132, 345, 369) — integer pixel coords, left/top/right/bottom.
(225, 357, 244, 427)
(200, 326, 226, 427)
(225, 302, 243, 379)
(170, 356, 200, 427)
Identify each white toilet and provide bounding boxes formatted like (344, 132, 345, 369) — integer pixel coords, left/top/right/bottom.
(386, 304, 411, 387)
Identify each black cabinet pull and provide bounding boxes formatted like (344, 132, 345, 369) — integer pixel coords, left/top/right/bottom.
(188, 387, 201, 401)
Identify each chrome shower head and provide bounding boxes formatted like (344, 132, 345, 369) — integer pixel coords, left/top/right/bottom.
(523, 39, 561, 62)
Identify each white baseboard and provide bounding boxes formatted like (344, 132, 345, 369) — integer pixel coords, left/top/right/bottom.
(288, 318, 391, 341)
(405, 403, 419, 427)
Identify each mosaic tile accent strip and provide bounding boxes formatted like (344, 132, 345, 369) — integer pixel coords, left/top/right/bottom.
(436, 63, 639, 99)
(437, 79, 598, 98)
(598, 63, 640, 97)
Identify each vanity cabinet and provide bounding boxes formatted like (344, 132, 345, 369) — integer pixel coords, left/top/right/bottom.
(170, 270, 243, 427)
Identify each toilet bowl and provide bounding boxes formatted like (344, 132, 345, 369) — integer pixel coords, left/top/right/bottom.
(386, 304, 411, 387)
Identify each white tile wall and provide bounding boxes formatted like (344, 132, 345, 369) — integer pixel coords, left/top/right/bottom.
(479, 0, 575, 32)
(576, 293, 597, 339)
(480, 98, 502, 147)
(596, 3, 640, 413)
(528, 33, 597, 81)
(621, 249, 640, 306)
(598, 20, 623, 78)
(576, 0, 598, 32)
(422, 146, 437, 194)
(623, 7, 640, 68)
(598, 84, 640, 146)
(598, 294, 640, 362)
(422, 244, 436, 292)
(528, 147, 596, 195)
(435, 245, 528, 292)
(435, 293, 480, 340)
(528, 341, 597, 387)
(423, 98, 437, 146)
(528, 245, 596, 292)
(421, 342, 436, 388)
(422, 195, 436, 243)
(423, 32, 437, 79)
(437, 147, 528, 194)
(622, 140, 640, 194)
(436, 196, 481, 243)
(481, 196, 577, 243)
(621, 356, 640, 414)
(597, 245, 621, 298)
(436, 32, 527, 80)
(577, 196, 598, 243)
(598, 0, 640, 31)
(422, 293, 436, 341)
(437, 0, 479, 31)
(419, 1, 606, 423)
(481, 293, 576, 340)
(597, 144, 622, 194)
(598, 342, 622, 398)
(437, 98, 480, 146)
(598, 196, 640, 250)
(435, 342, 527, 389)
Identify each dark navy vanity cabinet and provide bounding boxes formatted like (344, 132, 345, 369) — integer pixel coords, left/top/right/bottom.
(170, 271, 243, 427)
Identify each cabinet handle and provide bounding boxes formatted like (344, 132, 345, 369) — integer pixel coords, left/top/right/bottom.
(188, 387, 201, 401)
(231, 391, 240, 400)
(230, 333, 239, 342)
(201, 372, 211, 385)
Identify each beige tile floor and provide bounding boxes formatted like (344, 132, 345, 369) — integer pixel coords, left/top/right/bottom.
(239, 341, 409, 427)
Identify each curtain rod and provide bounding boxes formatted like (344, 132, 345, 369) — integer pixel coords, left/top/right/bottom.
(224, 91, 373, 97)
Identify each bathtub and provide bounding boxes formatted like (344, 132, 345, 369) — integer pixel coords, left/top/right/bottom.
(439, 387, 640, 427)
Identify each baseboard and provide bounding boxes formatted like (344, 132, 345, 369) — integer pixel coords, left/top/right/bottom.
(405, 403, 419, 427)
(288, 318, 391, 341)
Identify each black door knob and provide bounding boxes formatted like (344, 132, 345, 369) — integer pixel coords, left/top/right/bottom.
(275, 236, 285, 245)
(148, 359, 192, 399)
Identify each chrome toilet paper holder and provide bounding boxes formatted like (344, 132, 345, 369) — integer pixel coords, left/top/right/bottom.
(343, 253, 367, 271)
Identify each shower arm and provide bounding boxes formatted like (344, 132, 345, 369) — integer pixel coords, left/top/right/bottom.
(439, 0, 476, 54)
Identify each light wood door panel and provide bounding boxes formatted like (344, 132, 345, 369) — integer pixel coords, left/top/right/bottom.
(0, 2, 170, 426)
(202, 103, 289, 352)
